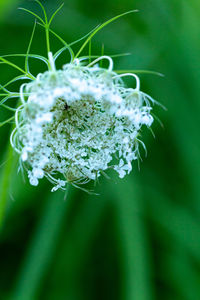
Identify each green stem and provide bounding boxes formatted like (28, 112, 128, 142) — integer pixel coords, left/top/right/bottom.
(45, 25, 51, 54)
(45, 24, 52, 71)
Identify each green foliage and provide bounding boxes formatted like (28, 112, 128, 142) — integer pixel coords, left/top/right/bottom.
(0, 0, 200, 300)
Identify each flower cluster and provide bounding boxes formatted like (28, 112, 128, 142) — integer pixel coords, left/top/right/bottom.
(11, 54, 155, 191)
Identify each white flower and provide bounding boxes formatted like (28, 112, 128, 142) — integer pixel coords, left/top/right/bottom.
(11, 55, 155, 191)
(35, 112, 53, 124)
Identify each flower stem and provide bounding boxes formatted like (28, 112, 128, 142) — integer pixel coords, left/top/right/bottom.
(45, 25, 51, 54)
(45, 25, 52, 71)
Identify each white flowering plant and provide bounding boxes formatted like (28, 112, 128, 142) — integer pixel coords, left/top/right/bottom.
(0, 1, 161, 192)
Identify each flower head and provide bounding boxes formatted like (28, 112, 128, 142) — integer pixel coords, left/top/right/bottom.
(0, 2, 160, 192)
(11, 54, 155, 191)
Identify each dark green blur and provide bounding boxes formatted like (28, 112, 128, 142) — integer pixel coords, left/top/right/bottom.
(0, 0, 200, 299)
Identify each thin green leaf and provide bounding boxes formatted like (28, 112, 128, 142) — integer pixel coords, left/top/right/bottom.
(0, 84, 10, 93)
(18, 7, 45, 24)
(114, 69, 164, 77)
(25, 20, 37, 73)
(151, 112, 164, 128)
(49, 3, 64, 26)
(2, 54, 48, 66)
(35, 1, 51, 54)
(35, 0, 48, 24)
(0, 75, 31, 93)
(0, 94, 19, 105)
(34, 0, 52, 54)
(0, 57, 25, 73)
(38, 25, 74, 60)
(109, 52, 131, 58)
(26, 54, 48, 66)
(0, 95, 13, 104)
(76, 53, 131, 62)
(53, 25, 100, 62)
(0, 116, 15, 127)
(70, 25, 100, 47)
(53, 46, 72, 62)
(1, 104, 17, 112)
(0, 93, 10, 96)
(0, 57, 34, 80)
(75, 10, 138, 59)
(48, 29, 73, 58)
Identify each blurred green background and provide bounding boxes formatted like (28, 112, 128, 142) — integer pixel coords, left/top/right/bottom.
(0, 0, 200, 299)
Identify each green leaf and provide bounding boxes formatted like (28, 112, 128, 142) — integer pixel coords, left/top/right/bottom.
(35, 0, 48, 24)
(1, 54, 48, 66)
(1, 104, 17, 112)
(0, 75, 31, 92)
(0, 94, 20, 105)
(46, 27, 74, 60)
(25, 20, 37, 73)
(74, 10, 138, 59)
(0, 116, 15, 127)
(53, 25, 100, 62)
(18, 7, 45, 25)
(37, 21, 74, 60)
(48, 3, 64, 26)
(114, 69, 164, 77)
(0, 56, 35, 80)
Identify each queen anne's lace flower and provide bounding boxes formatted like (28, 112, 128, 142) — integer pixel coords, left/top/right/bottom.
(11, 54, 155, 191)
